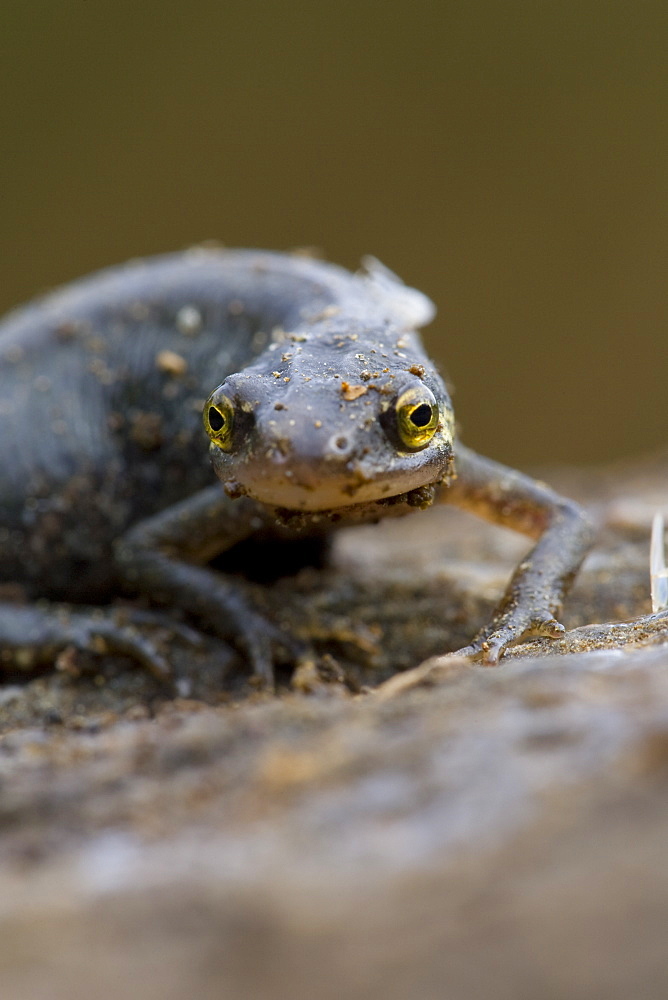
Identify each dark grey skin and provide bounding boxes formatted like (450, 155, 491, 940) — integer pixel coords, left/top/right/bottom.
(0, 248, 593, 685)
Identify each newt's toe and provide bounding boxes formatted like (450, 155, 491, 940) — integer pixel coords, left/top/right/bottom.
(531, 616, 566, 639)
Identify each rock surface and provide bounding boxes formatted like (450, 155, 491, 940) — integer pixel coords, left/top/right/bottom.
(0, 452, 667, 1000)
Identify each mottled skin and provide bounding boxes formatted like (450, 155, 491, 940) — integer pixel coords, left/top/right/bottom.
(0, 248, 593, 684)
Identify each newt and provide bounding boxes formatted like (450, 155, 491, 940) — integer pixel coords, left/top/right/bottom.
(0, 248, 593, 685)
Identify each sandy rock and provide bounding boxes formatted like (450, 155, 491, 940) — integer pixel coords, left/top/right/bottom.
(0, 452, 667, 999)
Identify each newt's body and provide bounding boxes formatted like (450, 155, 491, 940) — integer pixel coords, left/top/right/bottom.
(0, 249, 592, 683)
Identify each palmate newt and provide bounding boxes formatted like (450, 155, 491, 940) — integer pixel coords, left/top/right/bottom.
(0, 248, 593, 685)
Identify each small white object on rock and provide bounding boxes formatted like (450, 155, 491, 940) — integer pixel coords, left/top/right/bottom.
(650, 513, 668, 612)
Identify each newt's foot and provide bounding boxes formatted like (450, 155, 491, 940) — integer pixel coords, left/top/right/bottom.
(236, 612, 308, 691)
(0, 605, 192, 686)
(455, 614, 566, 665)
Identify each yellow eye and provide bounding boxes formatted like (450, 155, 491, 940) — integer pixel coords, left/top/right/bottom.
(203, 391, 234, 451)
(395, 385, 439, 449)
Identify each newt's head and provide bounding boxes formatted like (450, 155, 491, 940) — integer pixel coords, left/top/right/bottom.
(203, 325, 455, 512)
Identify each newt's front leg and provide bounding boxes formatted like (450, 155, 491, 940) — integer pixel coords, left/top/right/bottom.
(445, 443, 594, 664)
(114, 485, 295, 687)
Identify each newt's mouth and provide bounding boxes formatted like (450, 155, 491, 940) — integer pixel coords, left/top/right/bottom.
(212, 444, 453, 512)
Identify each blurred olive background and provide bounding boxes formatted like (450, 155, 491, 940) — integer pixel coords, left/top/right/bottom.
(1, 0, 666, 468)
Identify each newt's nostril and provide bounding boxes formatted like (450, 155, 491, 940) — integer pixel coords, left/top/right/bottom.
(327, 433, 352, 457)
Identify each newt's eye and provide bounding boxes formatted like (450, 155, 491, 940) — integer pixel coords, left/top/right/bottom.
(203, 391, 234, 450)
(395, 385, 439, 449)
